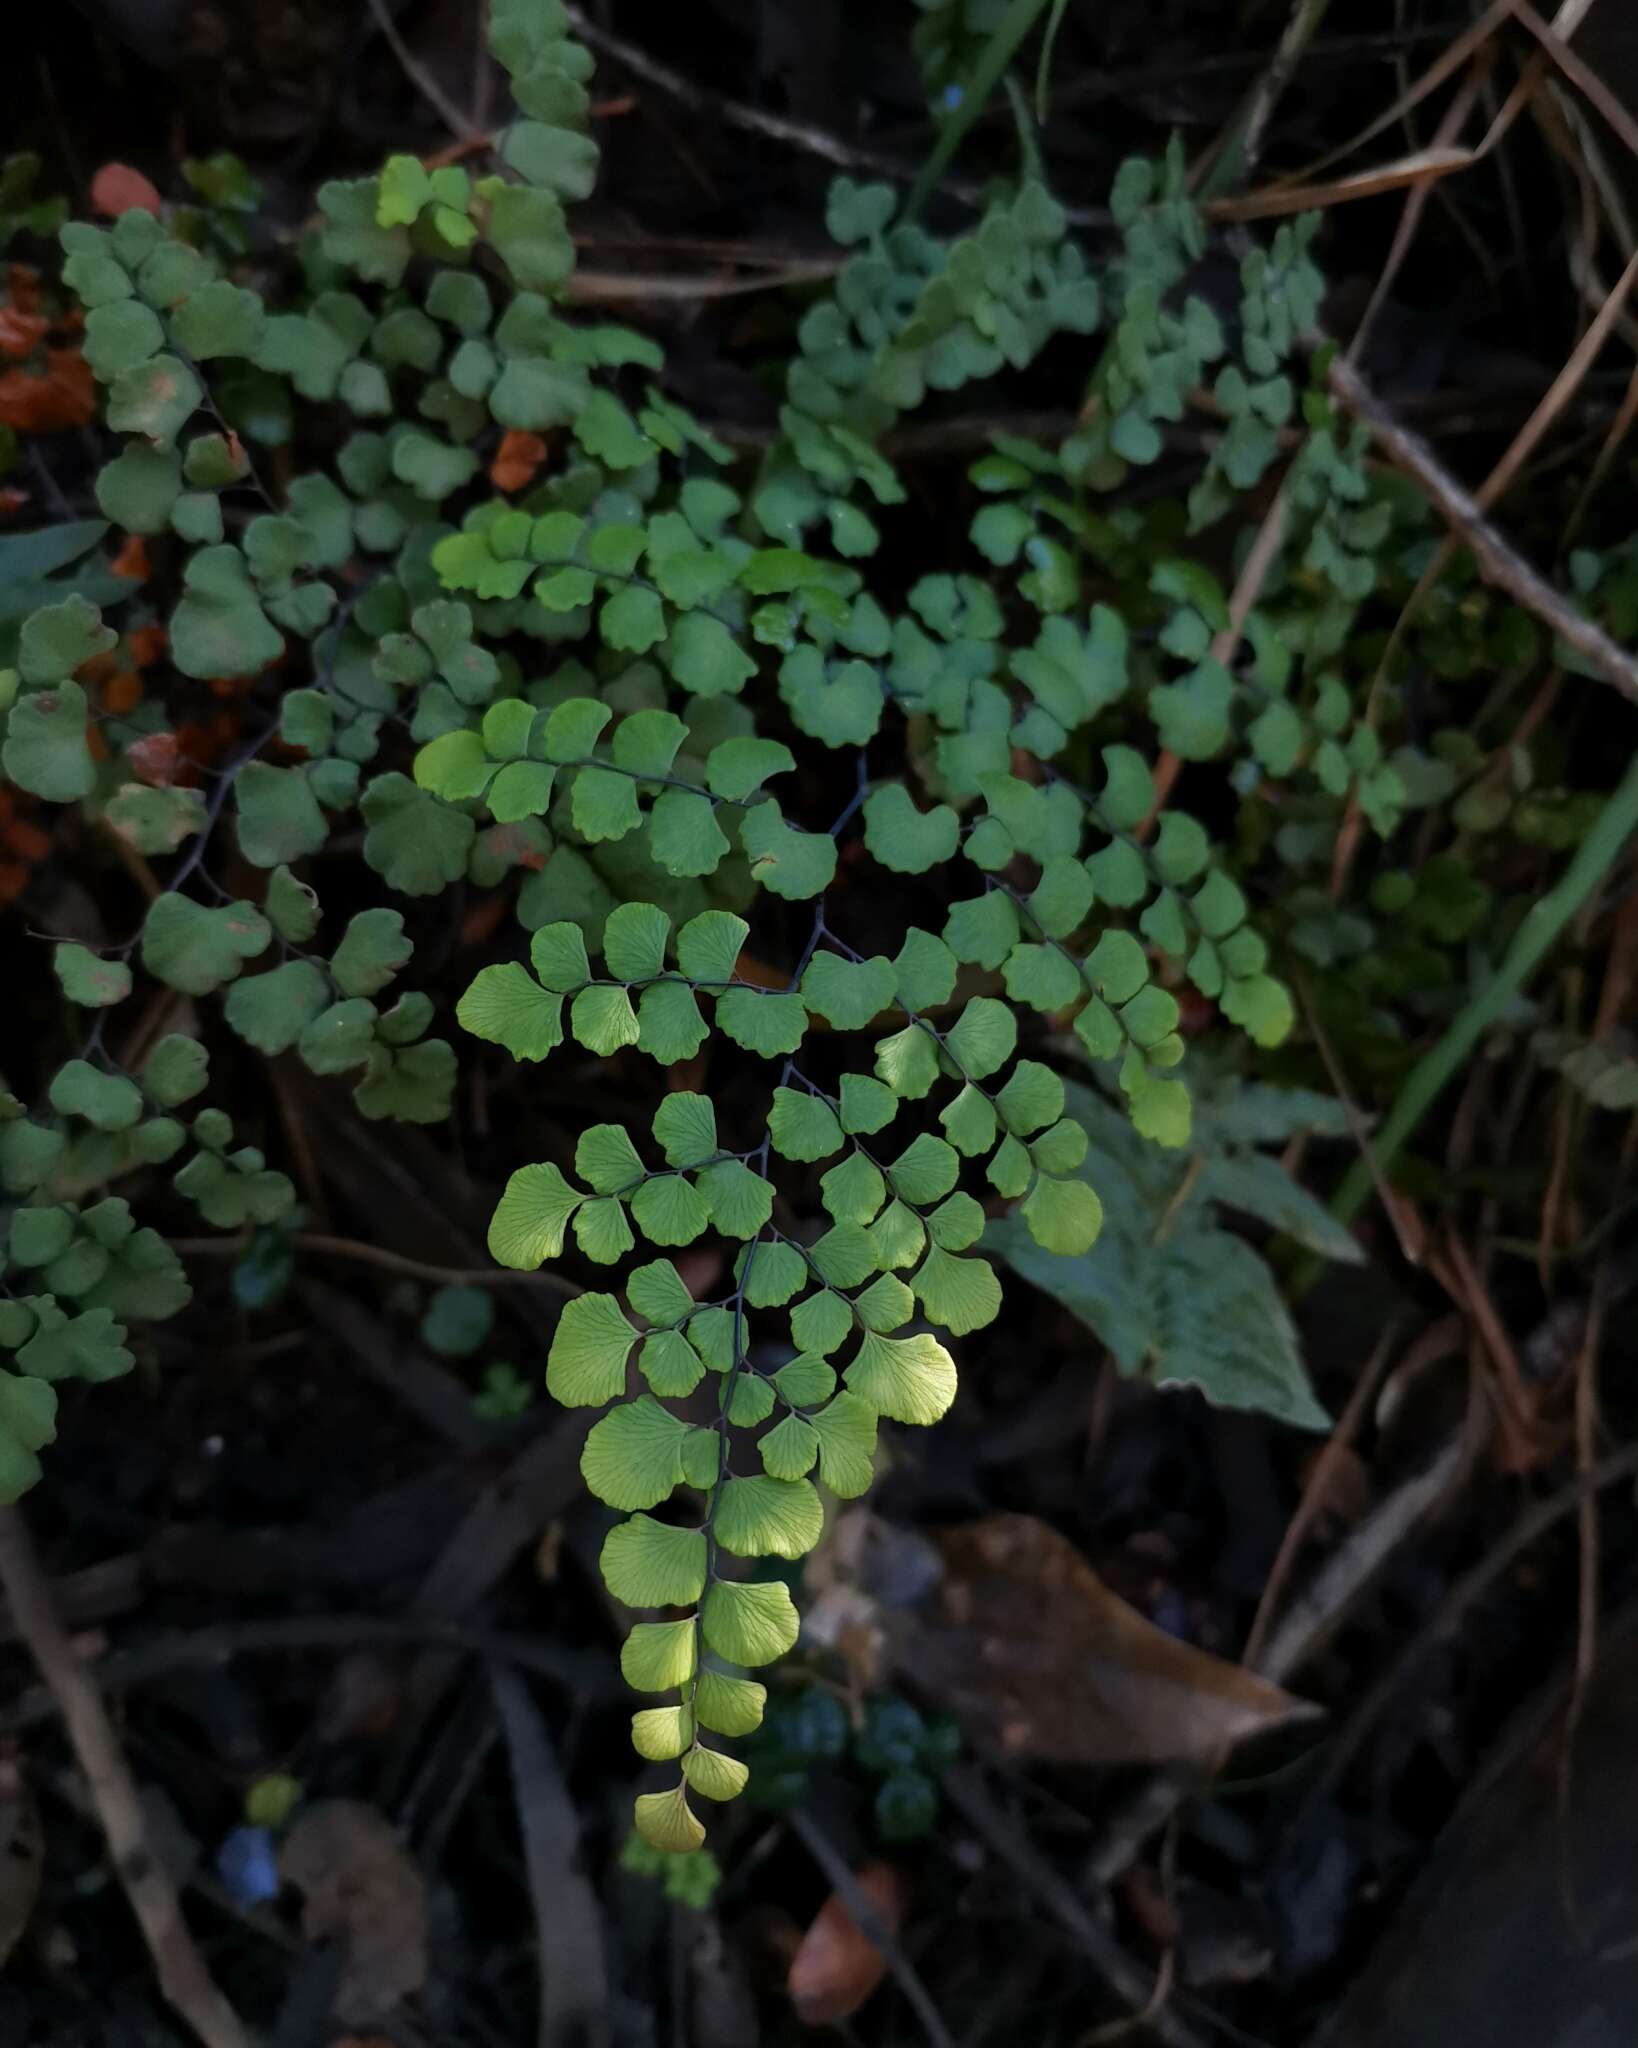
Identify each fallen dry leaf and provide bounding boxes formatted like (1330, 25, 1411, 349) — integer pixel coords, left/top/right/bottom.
(0, 350, 95, 432)
(897, 1514, 1319, 1766)
(280, 1800, 427, 2024)
(0, 1756, 43, 1969)
(109, 535, 150, 583)
(90, 163, 163, 219)
(126, 623, 168, 669)
(0, 307, 49, 363)
(787, 1861, 902, 2025)
(490, 429, 547, 493)
(126, 732, 181, 787)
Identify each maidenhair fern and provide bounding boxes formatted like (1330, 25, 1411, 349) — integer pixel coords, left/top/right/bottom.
(0, 0, 1523, 1850)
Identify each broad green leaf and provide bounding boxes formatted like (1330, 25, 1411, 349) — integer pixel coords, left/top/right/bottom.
(530, 922, 592, 991)
(819, 1152, 886, 1225)
(913, 1245, 1001, 1333)
(108, 353, 202, 445)
(790, 1290, 851, 1356)
(700, 1579, 799, 1667)
(583, 1395, 692, 1509)
(575, 1196, 635, 1264)
(603, 900, 670, 982)
(651, 1093, 718, 1169)
(1220, 972, 1294, 1048)
(3, 682, 94, 801)
(742, 1241, 807, 1306)
(676, 910, 748, 985)
(622, 1618, 697, 1692)
(740, 800, 836, 900)
(684, 1747, 749, 1801)
(626, 1258, 695, 1327)
(944, 996, 1016, 1078)
(141, 894, 270, 994)
(601, 1515, 706, 1607)
(995, 1060, 1065, 1135)
(639, 1329, 705, 1397)
(633, 1784, 705, 1854)
(104, 784, 206, 854)
(845, 1329, 957, 1424)
(630, 1174, 711, 1246)
(854, 1272, 914, 1332)
(893, 928, 957, 1011)
(863, 782, 960, 874)
(666, 610, 757, 696)
(53, 945, 131, 1008)
(694, 1669, 767, 1738)
(887, 1133, 959, 1205)
(768, 1088, 844, 1162)
(631, 1706, 693, 1761)
(142, 1033, 209, 1106)
(714, 1474, 824, 1560)
(1002, 942, 1082, 1013)
(775, 1356, 836, 1405)
(223, 961, 329, 1054)
(808, 1391, 878, 1497)
(577, 1123, 645, 1193)
(649, 788, 730, 877)
(874, 1023, 939, 1099)
(331, 908, 412, 995)
(572, 765, 642, 842)
(490, 1161, 582, 1268)
(940, 1083, 997, 1157)
(801, 953, 895, 1031)
(235, 761, 327, 867)
(571, 984, 640, 1055)
(808, 1221, 877, 1289)
(839, 1073, 897, 1135)
(360, 773, 476, 894)
(714, 987, 805, 1058)
(707, 737, 795, 801)
(169, 544, 282, 678)
(636, 981, 708, 1064)
(760, 1413, 819, 1480)
(695, 1160, 773, 1239)
(945, 891, 1020, 970)
(457, 962, 563, 1059)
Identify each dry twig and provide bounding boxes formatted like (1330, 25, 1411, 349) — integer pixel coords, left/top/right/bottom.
(0, 1507, 250, 2048)
(1327, 353, 1638, 706)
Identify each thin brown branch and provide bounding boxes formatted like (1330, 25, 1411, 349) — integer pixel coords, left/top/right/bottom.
(169, 1230, 580, 1294)
(1326, 352, 1638, 707)
(364, 0, 485, 145)
(0, 1507, 250, 2048)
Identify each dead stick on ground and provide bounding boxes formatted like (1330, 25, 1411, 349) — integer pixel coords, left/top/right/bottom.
(0, 1506, 250, 2048)
(1327, 353, 1638, 706)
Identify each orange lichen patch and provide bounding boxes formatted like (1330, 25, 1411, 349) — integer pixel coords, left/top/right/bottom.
(0, 306, 50, 362)
(490, 429, 547, 492)
(86, 724, 110, 763)
(90, 163, 164, 218)
(110, 535, 150, 582)
(0, 349, 95, 431)
(126, 623, 168, 668)
(102, 670, 143, 715)
(79, 649, 121, 686)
